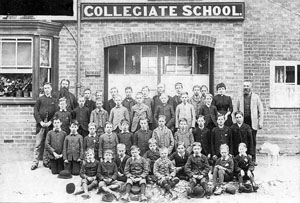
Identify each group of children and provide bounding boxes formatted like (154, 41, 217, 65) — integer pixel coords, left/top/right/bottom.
(43, 83, 259, 201)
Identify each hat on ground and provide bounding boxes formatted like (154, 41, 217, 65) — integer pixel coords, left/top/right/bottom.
(225, 184, 236, 194)
(131, 185, 141, 195)
(58, 170, 72, 179)
(66, 183, 75, 194)
(102, 193, 115, 202)
(192, 186, 205, 198)
(239, 183, 253, 193)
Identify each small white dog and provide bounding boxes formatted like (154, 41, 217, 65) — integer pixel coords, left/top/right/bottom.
(259, 142, 280, 167)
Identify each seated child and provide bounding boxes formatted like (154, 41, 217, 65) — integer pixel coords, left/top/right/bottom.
(154, 147, 180, 200)
(152, 115, 174, 155)
(83, 122, 100, 160)
(63, 120, 84, 175)
(213, 144, 234, 195)
(75, 149, 99, 199)
(54, 97, 72, 135)
(122, 146, 149, 202)
(133, 118, 152, 156)
(45, 117, 67, 174)
(97, 149, 120, 200)
(192, 116, 211, 157)
(169, 142, 190, 180)
(115, 143, 130, 182)
(234, 143, 258, 192)
(117, 119, 133, 155)
(98, 122, 119, 161)
(174, 118, 194, 154)
(184, 142, 211, 199)
(90, 99, 108, 136)
(143, 138, 160, 183)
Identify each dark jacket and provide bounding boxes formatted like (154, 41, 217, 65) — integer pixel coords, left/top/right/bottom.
(63, 133, 84, 161)
(192, 127, 211, 156)
(212, 95, 233, 127)
(230, 123, 254, 156)
(45, 130, 67, 159)
(152, 94, 175, 114)
(107, 99, 116, 115)
(122, 97, 137, 113)
(215, 155, 234, 174)
(84, 99, 96, 113)
(234, 154, 255, 173)
(211, 126, 232, 156)
(54, 110, 72, 134)
(83, 134, 100, 158)
(72, 106, 90, 131)
(133, 129, 152, 156)
(115, 154, 130, 174)
(34, 95, 58, 123)
(198, 104, 218, 127)
(117, 132, 134, 155)
(169, 151, 189, 167)
(184, 154, 210, 177)
(124, 156, 149, 178)
(154, 103, 175, 129)
(97, 161, 118, 181)
(80, 160, 99, 179)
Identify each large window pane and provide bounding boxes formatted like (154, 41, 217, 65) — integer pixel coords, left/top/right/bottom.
(141, 45, 157, 75)
(159, 45, 176, 74)
(195, 47, 209, 74)
(177, 47, 192, 75)
(297, 65, 300, 85)
(17, 42, 32, 66)
(2, 41, 16, 66)
(286, 66, 295, 83)
(109, 46, 124, 74)
(125, 45, 140, 74)
(275, 66, 284, 83)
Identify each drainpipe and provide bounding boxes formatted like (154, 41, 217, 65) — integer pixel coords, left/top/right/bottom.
(76, 0, 81, 97)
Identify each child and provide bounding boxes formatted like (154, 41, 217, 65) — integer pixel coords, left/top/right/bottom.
(83, 88, 96, 113)
(117, 119, 133, 155)
(174, 118, 194, 153)
(95, 90, 103, 101)
(83, 122, 100, 160)
(154, 147, 179, 199)
(90, 99, 108, 136)
(175, 92, 196, 130)
(131, 92, 152, 132)
(189, 85, 203, 117)
(213, 144, 234, 195)
(99, 122, 119, 161)
(122, 146, 149, 202)
(97, 149, 120, 200)
(234, 143, 258, 192)
(122, 86, 137, 113)
(169, 142, 190, 180)
(45, 117, 67, 174)
(72, 96, 90, 137)
(154, 93, 175, 130)
(141, 86, 153, 110)
(211, 114, 233, 159)
(173, 82, 183, 109)
(198, 93, 218, 130)
(192, 116, 211, 157)
(231, 111, 254, 157)
(115, 143, 130, 182)
(184, 142, 211, 199)
(109, 94, 130, 133)
(107, 87, 118, 113)
(143, 138, 160, 183)
(75, 149, 99, 199)
(54, 97, 72, 135)
(133, 118, 153, 156)
(63, 120, 84, 175)
(152, 115, 174, 155)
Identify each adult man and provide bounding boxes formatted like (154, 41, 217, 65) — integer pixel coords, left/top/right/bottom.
(152, 83, 175, 114)
(32, 82, 58, 170)
(173, 82, 183, 109)
(236, 81, 264, 165)
(57, 79, 78, 111)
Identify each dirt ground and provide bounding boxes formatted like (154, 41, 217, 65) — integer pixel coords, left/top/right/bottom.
(0, 154, 299, 203)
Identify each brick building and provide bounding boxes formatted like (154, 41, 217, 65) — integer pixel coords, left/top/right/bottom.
(0, 0, 299, 156)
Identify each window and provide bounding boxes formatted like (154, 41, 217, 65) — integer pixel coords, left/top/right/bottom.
(270, 61, 300, 108)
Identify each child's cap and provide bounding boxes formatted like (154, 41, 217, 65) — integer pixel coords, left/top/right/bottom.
(104, 149, 114, 155)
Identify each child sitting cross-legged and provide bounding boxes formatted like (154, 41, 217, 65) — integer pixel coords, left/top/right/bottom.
(143, 138, 160, 183)
(169, 142, 190, 180)
(115, 143, 130, 182)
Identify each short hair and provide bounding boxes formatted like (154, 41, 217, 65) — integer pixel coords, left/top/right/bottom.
(125, 86, 133, 91)
(60, 79, 70, 86)
(205, 93, 213, 99)
(193, 85, 201, 90)
(141, 86, 150, 91)
(78, 96, 85, 101)
(88, 122, 96, 128)
(83, 88, 91, 93)
(139, 117, 149, 123)
(192, 142, 202, 148)
(53, 116, 61, 122)
(85, 148, 94, 156)
(114, 94, 122, 100)
(159, 93, 168, 99)
(177, 141, 185, 148)
(158, 115, 166, 121)
(175, 82, 183, 88)
(95, 99, 103, 104)
(234, 111, 244, 117)
(148, 138, 157, 145)
(104, 149, 114, 155)
(70, 120, 79, 127)
(216, 83, 226, 90)
(220, 144, 229, 152)
(130, 145, 140, 151)
(217, 114, 225, 119)
(104, 121, 113, 128)
(58, 97, 66, 103)
(179, 118, 188, 124)
(117, 143, 126, 150)
(136, 92, 143, 98)
(181, 91, 188, 96)
(111, 87, 118, 92)
(239, 143, 247, 149)
(200, 85, 208, 91)
(95, 90, 103, 95)
(197, 115, 205, 120)
(43, 82, 52, 87)
(120, 119, 129, 125)
(159, 147, 168, 153)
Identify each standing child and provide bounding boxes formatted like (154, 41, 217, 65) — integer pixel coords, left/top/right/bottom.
(72, 97, 90, 137)
(83, 88, 96, 113)
(154, 147, 180, 200)
(192, 116, 211, 157)
(54, 97, 72, 135)
(117, 119, 133, 155)
(143, 138, 160, 183)
(115, 143, 130, 182)
(198, 93, 218, 130)
(131, 92, 152, 132)
(189, 85, 203, 117)
(133, 118, 152, 156)
(63, 120, 84, 175)
(141, 86, 153, 111)
(122, 146, 149, 202)
(175, 92, 196, 130)
(173, 82, 183, 109)
(122, 86, 137, 113)
(95, 90, 103, 101)
(45, 117, 67, 174)
(174, 118, 194, 153)
(98, 122, 119, 161)
(152, 115, 174, 155)
(107, 87, 118, 113)
(109, 94, 130, 133)
(154, 93, 175, 130)
(169, 142, 190, 180)
(90, 99, 108, 136)
(213, 144, 234, 195)
(83, 123, 100, 160)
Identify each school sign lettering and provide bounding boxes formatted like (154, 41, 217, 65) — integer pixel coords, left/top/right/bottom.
(81, 2, 245, 20)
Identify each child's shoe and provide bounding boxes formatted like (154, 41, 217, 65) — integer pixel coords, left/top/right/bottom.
(121, 193, 130, 202)
(253, 185, 259, 192)
(214, 185, 225, 195)
(139, 194, 147, 202)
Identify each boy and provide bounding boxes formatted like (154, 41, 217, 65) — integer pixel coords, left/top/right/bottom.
(54, 97, 72, 135)
(97, 149, 120, 200)
(175, 92, 196, 130)
(185, 142, 211, 199)
(63, 120, 84, 175)
(95, 90, 103, 101)
(169, 142, 190, 180)
(213, 144, 234, 195)
(122, 86, 137, 113)
(231, 111, 254, 157)
(72, 97, 90, 137)
(174, 118, 194, 153)
(143, 138, 160, 183)
(83, 122, 100, 160)
(189, 85, 203, 117)
(45, 117, 67, 174)
(192, 116, 211, 157)
(154, 93, 175, 130)
(198, 93, 218, 130)
(131, 92, 152, 132)
(152, 83, 175, 116)
(99, 122, 119, 161)
(152, 115, 174, 155)
(115, 143, 130, 182)
(173, 82, 183, 109)
(122, 146, 149, 202)
(75, 149, 99, 199)
(234, 143, 258, 192)
(83, 88, 96, 113)
(133, 118, 152, 156)
(118, 119, 133, 155)
(141, 86, 153, 110)
(109, 94, 130, 133)
(107, 87, 118, 113)
(154, 147, 179, 199)
(90, 99, 108, 136)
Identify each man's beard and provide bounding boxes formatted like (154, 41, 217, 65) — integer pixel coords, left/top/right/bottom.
(59, 87, 70, 98)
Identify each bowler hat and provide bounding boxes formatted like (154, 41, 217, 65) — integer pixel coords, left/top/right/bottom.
(225, 184, 236, 194)
(66, 183, 75, 194)
(131, 185, 141, 195)
(58, 170, 72, 179)
(192, 186, 205, 198)
(102, 193, 115, 202)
